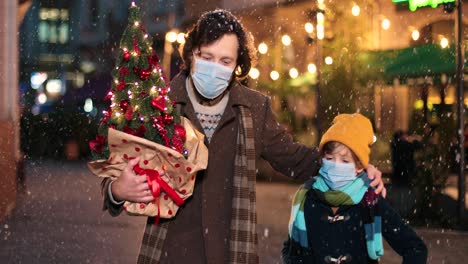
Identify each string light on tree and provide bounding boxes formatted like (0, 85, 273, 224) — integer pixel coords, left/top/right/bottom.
(325, 56, 333, 65)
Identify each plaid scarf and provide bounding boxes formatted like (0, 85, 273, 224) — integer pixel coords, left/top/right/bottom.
(137, 106, 257, 263)
(137, 218, 169, 263)
(229, 106, 258, 263)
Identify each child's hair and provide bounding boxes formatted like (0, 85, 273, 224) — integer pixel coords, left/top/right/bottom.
(321, 141, 364, 170)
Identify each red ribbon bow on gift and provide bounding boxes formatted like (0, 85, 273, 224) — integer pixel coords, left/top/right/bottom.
(133, 164, 185, 224)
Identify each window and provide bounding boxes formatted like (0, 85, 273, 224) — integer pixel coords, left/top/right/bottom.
(38, 8, 70, 44)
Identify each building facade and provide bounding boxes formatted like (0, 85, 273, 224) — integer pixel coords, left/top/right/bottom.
(0, 0, 25, 222)
(370, 0, 468, 133)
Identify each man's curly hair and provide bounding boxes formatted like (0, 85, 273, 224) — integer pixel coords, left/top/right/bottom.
(181, 9, 257, 79)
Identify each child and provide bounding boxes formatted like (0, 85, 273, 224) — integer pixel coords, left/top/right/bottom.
(282, 113, 427, 264)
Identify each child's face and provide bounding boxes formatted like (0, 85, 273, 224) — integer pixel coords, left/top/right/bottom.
(323, 144, 364, 174)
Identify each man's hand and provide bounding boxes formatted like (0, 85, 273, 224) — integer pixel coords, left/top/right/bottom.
(111, 157, 155, 203)
(367, 164, 387, 198)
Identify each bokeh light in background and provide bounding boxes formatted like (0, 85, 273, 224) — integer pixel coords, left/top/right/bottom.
(258, 42, 268, 54)
(270, 70, 279, 81)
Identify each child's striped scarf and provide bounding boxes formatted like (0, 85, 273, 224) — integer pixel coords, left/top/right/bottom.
(287, 172, 384, 260)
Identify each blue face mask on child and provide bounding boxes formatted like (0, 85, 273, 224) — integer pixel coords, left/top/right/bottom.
(319, 159, 357, 190)
(191, 58, 234, 99)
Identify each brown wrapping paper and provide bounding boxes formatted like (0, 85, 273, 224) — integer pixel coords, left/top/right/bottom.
(88, 117, 208, 218)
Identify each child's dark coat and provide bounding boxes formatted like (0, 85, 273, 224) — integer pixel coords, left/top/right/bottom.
(282, 190, 427, 264)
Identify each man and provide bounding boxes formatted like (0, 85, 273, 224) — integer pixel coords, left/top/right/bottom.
(103, 9, 385, 264)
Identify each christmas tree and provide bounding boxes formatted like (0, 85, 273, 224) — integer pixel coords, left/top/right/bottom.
(88, 2, 207, 220)
(89, 2, 185, 159)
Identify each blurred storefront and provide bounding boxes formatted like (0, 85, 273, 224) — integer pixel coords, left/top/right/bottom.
(369, 0, 468, 134)
(227, 0, 468, 136)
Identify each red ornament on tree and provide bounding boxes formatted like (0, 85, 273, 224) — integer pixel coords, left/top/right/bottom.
(151, 96, 166, 111)
(162, 114, 173, 124)
(119, 66, 130, 76)
(171, 135, 184, 153)
(125, 105, 133, 121)
(133, 37, 141, 56)
(120, 100, 129, 112)
(148, 54, 159, 67)
(159, 87, 168, 96)
(101, 109, 113, 123)
(139, 69, 151, 80)
(104, 90, 113, 100)
(153, 117, 163, 129)
(123, 51, 131, 62)
(153, 117, 170, 147)
(116, 80, 126, 91)
(174, 124, 186, 142)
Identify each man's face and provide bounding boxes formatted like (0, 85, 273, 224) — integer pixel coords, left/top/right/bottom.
(191, 33, 239, 73)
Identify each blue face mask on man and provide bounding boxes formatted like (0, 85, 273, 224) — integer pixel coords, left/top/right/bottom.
(319, 159, 357, 190)
(191, 58, 234, 99)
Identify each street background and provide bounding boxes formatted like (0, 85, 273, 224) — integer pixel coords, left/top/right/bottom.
(0, 1, 467, 263)
(1, 160, 467, 263)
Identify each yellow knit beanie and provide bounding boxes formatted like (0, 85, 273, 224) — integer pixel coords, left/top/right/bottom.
(319, 113, 374, 168)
